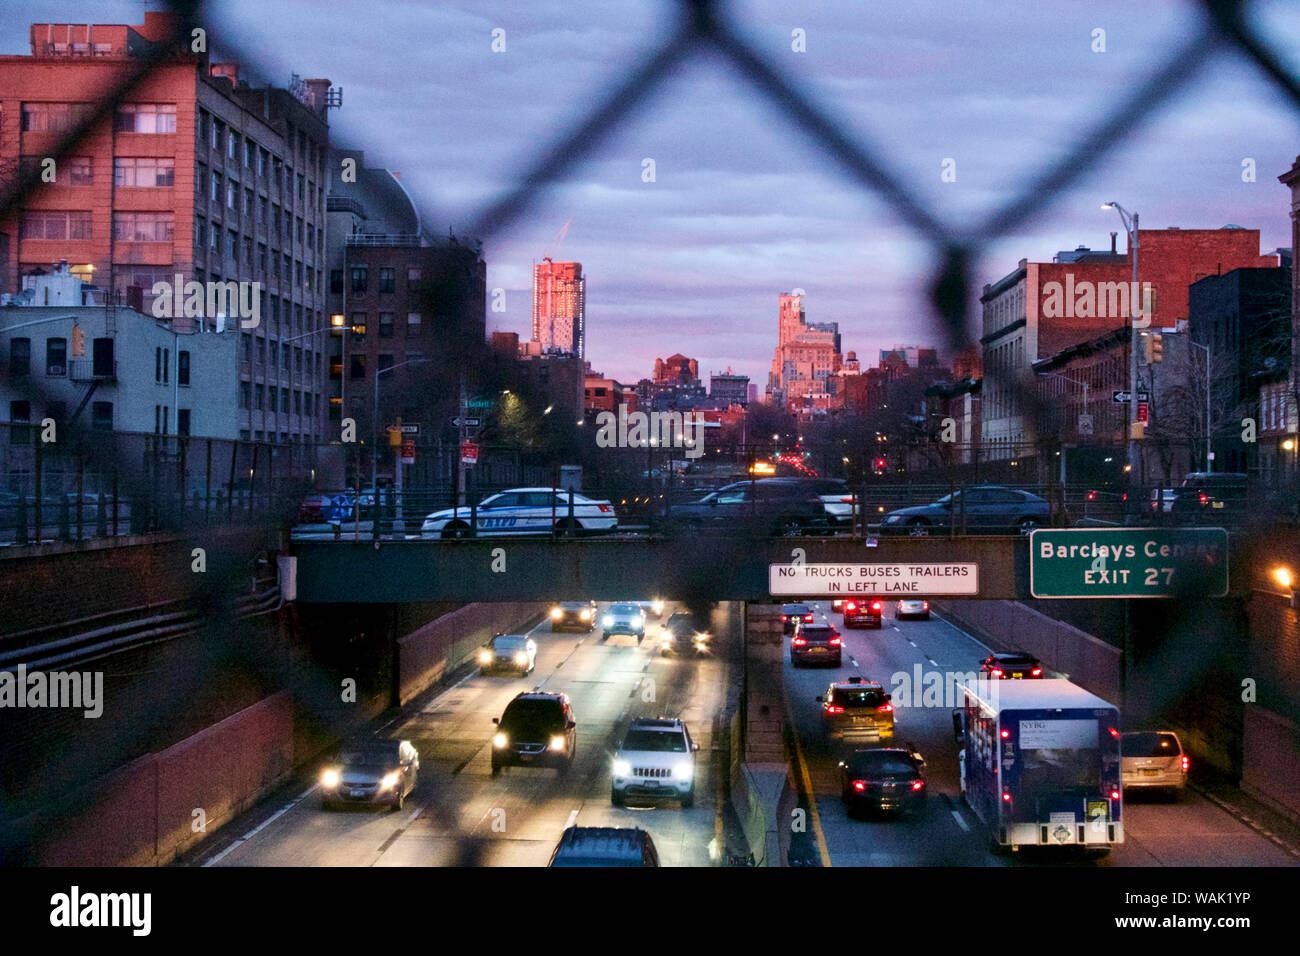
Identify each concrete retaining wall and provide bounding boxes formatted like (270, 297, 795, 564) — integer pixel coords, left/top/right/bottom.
(1243, 707, 1300, 820)
(932, 599, 1123, 704)
(33, 692, 293, 866)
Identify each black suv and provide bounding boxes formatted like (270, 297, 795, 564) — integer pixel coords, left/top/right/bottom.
(668, 479, 830, 536)
(492, 692, 577, 774)
(548, 826, 661, 867)
(1169, 472, 1247, 523)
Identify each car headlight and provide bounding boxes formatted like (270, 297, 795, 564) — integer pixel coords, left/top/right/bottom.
(321, 769, 340, 789)
(603, 615, 614, 627)
(883, 514, 902, 524)
(493, 733, 508, 748)
(652, 601, 664, 615)
(634, 615, 644, 627)
(549, 735, 566, 752)
(673, 762, 694, 780)
(579, 609, 591, 620)
(613, 759, 631, 777)
(479, 650, 493, 665)
(550, 607, 562, 619)
(514, 652, 528, 664)
(380, 771, 400, 791)
(694, 632, 709, 643)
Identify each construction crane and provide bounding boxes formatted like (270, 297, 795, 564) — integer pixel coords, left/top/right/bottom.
(542, 218, 572, 262)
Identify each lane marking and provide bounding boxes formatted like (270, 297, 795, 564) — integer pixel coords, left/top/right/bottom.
(202, 784, 315, 866)
(406, 806, 424, 824)
(951, 808, 970, 832)
(780, 676, 832, 867)
(907, 640, 916, 647)
(564, 808, 580, 829)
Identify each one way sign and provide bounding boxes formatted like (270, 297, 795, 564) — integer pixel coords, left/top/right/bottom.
(452, 417, 480, 428)
(1112, 390, 1150, 403)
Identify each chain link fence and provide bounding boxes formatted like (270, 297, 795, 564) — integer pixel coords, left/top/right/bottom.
(1, 0, 1298, 865)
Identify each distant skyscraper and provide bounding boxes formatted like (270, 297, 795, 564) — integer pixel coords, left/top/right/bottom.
(532, 259, 586, 359)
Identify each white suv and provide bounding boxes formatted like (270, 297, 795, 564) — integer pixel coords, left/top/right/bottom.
(602, 603, 646, 642)
(611, 718, 699, 807)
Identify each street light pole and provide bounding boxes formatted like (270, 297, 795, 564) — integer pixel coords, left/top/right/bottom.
(1191, 339, 1212, 472)
(371, 357, 429, 537)
(1104, 202, 1140, 482)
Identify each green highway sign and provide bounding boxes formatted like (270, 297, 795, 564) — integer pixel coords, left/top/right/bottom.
(1029, 528, 1229, 599)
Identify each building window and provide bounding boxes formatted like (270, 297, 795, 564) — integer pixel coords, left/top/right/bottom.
(350, 355, 366, 380)
(177, 408, 191, 435)
(114, 103, 177, 134)
(245, 188, 255, 216)
(407, 312, 422, 334)
(9, 338, 31, 377)
(9, 401, 32, 445)
(92, 401, 113, 431)
(379, 268, 395, 293)
(211, 120, 222, 151)
(330, 269, 343, 294)
(254, 384, 264, 410)
(351, 266, 368, 294)
(296, 217, 304, 243)
(282, 343, 291, 370)
(258, 148, 268, 177)
(178, 350, 190, 386)
(20, 102, 91, 132)
(209, 222, 220, 249)
(211, 173, 221, 203)
(196, 163, 206, 198)
(379, 312, 394, 337)
(46, 338, 67, 376)
(228, 131, 239, 160)
(114, 157, 175, 187)
(20, 210, 90, 240)
(281, 387, 290, 412)
(240, 382, 251, 409)
(244, 235, 254, 265)
(407, 267, 422, 282)
(67, 156, 93, 185)
(350, 312, 367, 337)
(227, 178, 238, 209)
(227, 229, 238, 261)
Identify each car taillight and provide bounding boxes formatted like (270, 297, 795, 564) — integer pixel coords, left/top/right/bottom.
(853, 780, 866, 791)
(597, 504, 612, 512)
(829, 637, 841, 646)
(1181, 755, 1189, 772)
(804, 614, 814, 622)
(1087, 491, 1096, 501)
(871, 601, 882, 611)
(911, 780, 924, 791)
(840, 496, 854, 503)
(781, 615, 789, 622)
(792, 637, 807, 646)
(1199, 493, 1209, 505)
(1122, 493, 1127, 502)
(990, 668, 1003, 678)
(1031, 667, 1042, 677)
(877, 703, 892, 713)
(1110, 790, 1121, 800)
(922, 601, 929, 610)
(825, 705, 844, 714)
(845, 602, 857, 611)
(1000, 729, 1009, 739)
(1108, 727, 1120, 739)
(1002, 791, 1012, 802)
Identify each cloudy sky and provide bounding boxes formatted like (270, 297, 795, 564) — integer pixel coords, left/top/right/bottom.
(6, 0, 1300, 387)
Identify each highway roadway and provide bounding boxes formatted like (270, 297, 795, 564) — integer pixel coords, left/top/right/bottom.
(784, 600, 1299, 867)
(193, 602, 737, 867)
(189, 598, 1296, 867)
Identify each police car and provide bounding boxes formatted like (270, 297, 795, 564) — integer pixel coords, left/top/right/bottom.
(420, 487, 618, 538)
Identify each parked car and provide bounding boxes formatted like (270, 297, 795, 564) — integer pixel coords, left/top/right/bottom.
(668, 479, 830, 536)
(791, 620, 842, 667)
(838, 746, 927, 817)
(478, 633, 537, 676)
(1169, 472, 1247, 522)
(421, 487, 617, 538)
(1121, 730, 1188, 798)
(550, 600, 598, 632)
(548, 826, 661, 867)
(843, 598, 882, 629)
(895, 599, 930, 620)
(979, 652, 1043, 679)
(879, 485, 1050, 536)
(320, 739, 419, 811)
(610, 717, 699, 807)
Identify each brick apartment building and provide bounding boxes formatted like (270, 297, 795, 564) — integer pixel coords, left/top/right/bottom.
(0, 13, 333, 444)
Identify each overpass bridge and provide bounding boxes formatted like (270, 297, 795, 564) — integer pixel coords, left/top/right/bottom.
(286, 528, 1237, 603)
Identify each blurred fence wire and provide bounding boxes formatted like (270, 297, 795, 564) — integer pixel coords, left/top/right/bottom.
(1, 0, 1298, 864)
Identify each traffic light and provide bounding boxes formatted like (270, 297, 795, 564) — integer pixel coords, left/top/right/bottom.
(1150, 332, 1163, 363)
(69, 324, 85, 357)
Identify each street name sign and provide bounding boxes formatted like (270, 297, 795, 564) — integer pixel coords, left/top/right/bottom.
(1029, 528, 1229, 598)
(769, 563, 979, 597)
(1112, 390, 1150, 403)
